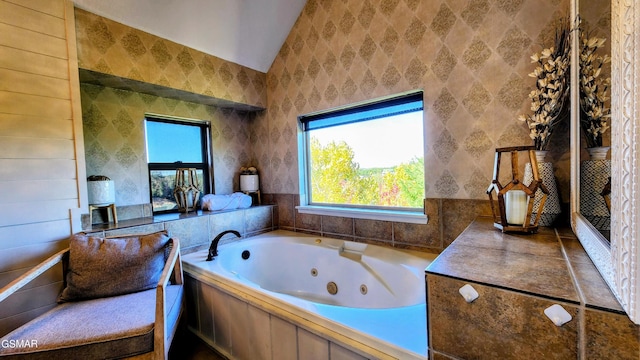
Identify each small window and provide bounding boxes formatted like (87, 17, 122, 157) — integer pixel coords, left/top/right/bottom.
(299, 91, 425, 213)
(145, 116, 210, 213)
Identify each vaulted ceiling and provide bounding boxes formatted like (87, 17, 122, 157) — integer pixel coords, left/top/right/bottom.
(72, 0, 308, 73)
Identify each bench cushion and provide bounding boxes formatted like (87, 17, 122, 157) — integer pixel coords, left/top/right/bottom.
(0, 285, 183, 359)
(59, 231, 170, 302)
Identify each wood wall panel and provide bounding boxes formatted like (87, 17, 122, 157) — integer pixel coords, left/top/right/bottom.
(0, 68, 71, 99)
(0, 1, 66, 38)
(0, 179, 78, 203)
(0, 240, 68, 273)
(0, 281, 63, 319)
(0, 137, 75, 159)
(0, 0, 82, 336)
(0, 46, 69, 79)
(0, 159, 77, 180)
(0, 199, 78, 227)
(0, 115, 72, 139)
(0, 220, 70, 250)
(0, 266, 63, 291)
(4, 0, 65, 18)
(0, 91, 72, 118)
(0, 23, 67, 59)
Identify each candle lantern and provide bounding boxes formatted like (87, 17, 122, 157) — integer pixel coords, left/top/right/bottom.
(486, 146, 548, 233)
(174, 168, 200, 213)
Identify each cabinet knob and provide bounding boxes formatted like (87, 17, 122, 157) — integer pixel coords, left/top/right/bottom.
(544, 304, 572, 326)
(458, 284, 479, 303)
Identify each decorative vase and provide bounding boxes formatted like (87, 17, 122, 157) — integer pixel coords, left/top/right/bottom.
(580, 158, 611, 230)
(586, 146, 610, 160)
(87, 179, 115, 205)
(524, 151, 561, 226)
(240, 174, 259, 192)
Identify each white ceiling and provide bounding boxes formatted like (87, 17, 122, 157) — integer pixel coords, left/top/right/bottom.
(73, 0, 307, 73)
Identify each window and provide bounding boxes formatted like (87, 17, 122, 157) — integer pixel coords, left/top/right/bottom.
(298, 91, 426, 221)
(145, 116, 210, 213)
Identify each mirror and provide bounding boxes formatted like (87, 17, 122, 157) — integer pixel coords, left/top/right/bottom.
(577, 0, 612, 241)
(571, 0, 640, 324)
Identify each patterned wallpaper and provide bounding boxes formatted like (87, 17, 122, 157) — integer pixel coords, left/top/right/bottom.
(257, 0, 571, 200)
(74, 8, 266, 110)
(81, 83, 256, 206)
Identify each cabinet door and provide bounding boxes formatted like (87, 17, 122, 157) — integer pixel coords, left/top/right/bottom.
(427, 274, 578, 360)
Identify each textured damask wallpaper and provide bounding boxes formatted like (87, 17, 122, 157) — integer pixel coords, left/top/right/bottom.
(257, 0, 571, 200)
(74, 8, 266, 109)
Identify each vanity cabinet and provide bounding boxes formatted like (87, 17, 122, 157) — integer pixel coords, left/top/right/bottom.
(426, 217, 639, 360)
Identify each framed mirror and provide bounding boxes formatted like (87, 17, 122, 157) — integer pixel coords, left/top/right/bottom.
(570, 0, 640, 324)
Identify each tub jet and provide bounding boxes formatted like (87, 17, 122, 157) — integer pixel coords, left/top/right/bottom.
(327, 282, 338, 295)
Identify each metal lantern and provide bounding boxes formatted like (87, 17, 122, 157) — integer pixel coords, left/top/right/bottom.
(486, 146, 548, 233)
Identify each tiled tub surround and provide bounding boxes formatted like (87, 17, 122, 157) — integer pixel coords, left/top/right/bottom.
(266, 193, 494, 253)
(183, 231, 435, 360)
(83, 205, 276, 254)
(426, 217, 640, 360)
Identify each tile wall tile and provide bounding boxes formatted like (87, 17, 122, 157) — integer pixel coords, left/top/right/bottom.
(272, 194, 295, 229)
(244, 206, 274, 234)
(585, 308, 640, 360)
(354, 218, 392, 241)
(442, 198, 492, 247)
(163, 216, 210, 249)
(321, 215, 354, 237)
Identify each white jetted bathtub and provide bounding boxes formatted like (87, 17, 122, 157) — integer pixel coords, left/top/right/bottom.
(182, 230, 435, 360)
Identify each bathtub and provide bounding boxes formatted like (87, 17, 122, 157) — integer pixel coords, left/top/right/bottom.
(182, 230, 435, 360)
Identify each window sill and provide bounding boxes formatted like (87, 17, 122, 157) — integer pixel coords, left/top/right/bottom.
(295, 205, 428, 224)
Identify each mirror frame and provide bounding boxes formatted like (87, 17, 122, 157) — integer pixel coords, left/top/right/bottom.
(571, 0, 640, 324)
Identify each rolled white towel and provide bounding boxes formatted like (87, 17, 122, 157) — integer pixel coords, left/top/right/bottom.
(202, 192, 252, 211)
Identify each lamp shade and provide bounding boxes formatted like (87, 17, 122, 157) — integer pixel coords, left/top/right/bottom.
(87, 180, 115, 205)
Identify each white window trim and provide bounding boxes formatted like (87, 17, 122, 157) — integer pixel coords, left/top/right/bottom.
(296, 205, 428, 224)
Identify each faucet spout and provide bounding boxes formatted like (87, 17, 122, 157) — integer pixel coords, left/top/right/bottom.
(206, 230, 241, 261)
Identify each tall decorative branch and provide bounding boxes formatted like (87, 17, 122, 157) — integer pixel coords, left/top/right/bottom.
(519, 19, 571, 151)
(579, 28, 611, 148)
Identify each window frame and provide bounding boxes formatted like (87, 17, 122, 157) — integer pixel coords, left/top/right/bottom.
(297, 91, 428, 224)
(145, 115, 212, 214)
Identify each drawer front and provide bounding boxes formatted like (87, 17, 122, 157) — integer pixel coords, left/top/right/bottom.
(427, 274, 578, 360)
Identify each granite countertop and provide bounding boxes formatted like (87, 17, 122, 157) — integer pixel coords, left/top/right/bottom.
(426, 216, 623, 312)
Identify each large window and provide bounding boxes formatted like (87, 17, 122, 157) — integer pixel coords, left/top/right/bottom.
(299, 91, 425, 215)
(145, 116, 210, 213)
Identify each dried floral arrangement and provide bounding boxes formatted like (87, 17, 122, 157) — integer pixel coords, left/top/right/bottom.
(240, 166, 258, 175)
(579, 29, 611, 148)
(519, 19, 571, 151)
